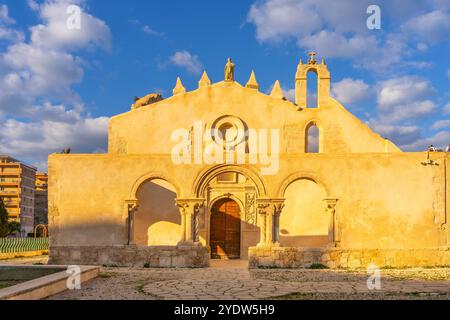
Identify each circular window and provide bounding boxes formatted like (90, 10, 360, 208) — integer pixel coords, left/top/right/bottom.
(218, 123, 237, 142)
(211, 116, 246, 149)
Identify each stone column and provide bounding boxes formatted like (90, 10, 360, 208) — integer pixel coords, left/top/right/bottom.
(125, 200, 139, 245)
(177, 198, 205, 246)
(324, 198, 339, 247)
(257, 199, 285, 247)
(177, 202, 188, 243)
(256, 199, 270, 246)
(272, 200, 285, 245)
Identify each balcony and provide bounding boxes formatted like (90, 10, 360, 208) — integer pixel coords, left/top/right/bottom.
(0, 180, 20, 186)
(3, 200, 20, 207)
(0, 171, 21, 176)
(0, 190, 19, 197)
(6, 209, 19, 216)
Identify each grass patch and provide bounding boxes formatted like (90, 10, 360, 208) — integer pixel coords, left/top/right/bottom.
(135, 282, 160, 299)
(257, 265, 278, 269)
(268, 292, 315, 300)
(99, 272, 114, 278)
(422, 265, 450, 269)
(102, 264, 122, 268)
(308, 264, 329, 270)
(0, 280, 22, 289)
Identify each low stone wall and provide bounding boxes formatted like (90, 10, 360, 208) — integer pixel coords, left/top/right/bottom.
(248, 246, 450, 269)
(0, 266, 99, 300)
(49, 245, 210, 268)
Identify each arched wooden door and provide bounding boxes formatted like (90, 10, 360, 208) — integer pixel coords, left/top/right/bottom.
(210, 198, 241, 259)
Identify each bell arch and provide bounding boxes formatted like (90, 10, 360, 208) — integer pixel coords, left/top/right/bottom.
(295, 53, 331, 109)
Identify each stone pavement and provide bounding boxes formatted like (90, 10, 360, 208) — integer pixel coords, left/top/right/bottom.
(47, 260, 450, 300)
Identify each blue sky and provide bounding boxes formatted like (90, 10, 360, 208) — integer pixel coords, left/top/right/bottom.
(0, 0, 450, 170)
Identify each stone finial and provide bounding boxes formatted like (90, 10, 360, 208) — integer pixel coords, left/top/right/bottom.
(321, 58, 326, 65)
(308, 51, 317, 65)
(245, 70, 259, 90)
(198, 71, 211, 88)
(270, 80, 284, 99)
(173, 77, 186, 95)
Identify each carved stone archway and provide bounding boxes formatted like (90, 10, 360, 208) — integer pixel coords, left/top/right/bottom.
(192, 164, 267, 198)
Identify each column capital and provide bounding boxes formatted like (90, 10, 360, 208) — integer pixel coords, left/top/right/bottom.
(323, 198, 338, 209)
(176, 198, 205, 214)
(176, 198, 205, 246)
(125, 199, 139, 212)
(256, 198, 285, 215)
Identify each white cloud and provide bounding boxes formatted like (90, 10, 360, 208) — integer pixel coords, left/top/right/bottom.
(0, 1, 112, 170)
(169, 50, 203, 75)
(367, 120, 421, 146)
(373, 76, 437, 125)
(377, 76, 435, 110)
(0, 25, 24, 42)
(142, 25, 163, 37)
(247, 0, 449, 72)
(0, 117, 109, 170)
(29, 0, 111, 51)
(0, 4, 24, 42)
(380, 100, 436, 123)
(299, 31, 378, 60)
(366, 74, 440, 149)
(401, 10, 450, 44)
(447, 69, 450, 78)
(432, 120, 450, 130)
(0, 4, 15, 24)
(444, 102, 450, 114)
(401, 131, 450, 151)
(283, 87, 295, 102)
(247, 0, 322, 43)
(2, 43, 84, 106)
(331, 78, 371, 105)
(27, 0, 40, 11)
(247, 0, 380, 62)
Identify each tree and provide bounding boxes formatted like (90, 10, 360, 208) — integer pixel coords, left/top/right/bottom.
(0, 198, 9, 237)
(0, 199, 20, 237)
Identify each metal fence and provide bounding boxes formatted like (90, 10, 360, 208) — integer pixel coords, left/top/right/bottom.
(0, 238, 49, 253)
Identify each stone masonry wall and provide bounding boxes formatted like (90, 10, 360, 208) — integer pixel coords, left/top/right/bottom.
(49, 245, 210, 268)
(248, 246, 450, 269)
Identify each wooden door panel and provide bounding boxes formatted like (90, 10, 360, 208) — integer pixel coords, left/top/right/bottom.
(210, 199, 241, 259)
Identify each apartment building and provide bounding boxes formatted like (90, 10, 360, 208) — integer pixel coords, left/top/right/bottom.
(0, 156, 37, 235)
(35, 172, 48, 226)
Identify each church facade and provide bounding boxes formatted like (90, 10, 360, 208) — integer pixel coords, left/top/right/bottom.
(48, 54, 450, 268)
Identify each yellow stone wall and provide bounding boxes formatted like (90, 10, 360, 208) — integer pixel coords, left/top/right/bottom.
(108, 82, 399, 155)
(48, 57, 449, 266)
(48, 152, 449, 249)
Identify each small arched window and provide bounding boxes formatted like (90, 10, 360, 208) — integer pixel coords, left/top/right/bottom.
(305, 123, 320, 153)
(307, 70, 318, 108)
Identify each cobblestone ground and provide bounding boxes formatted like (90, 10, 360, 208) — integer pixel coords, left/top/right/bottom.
(47, 260, 450, 300)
